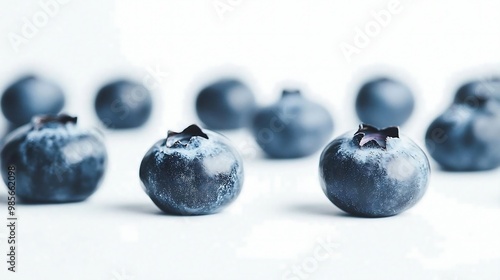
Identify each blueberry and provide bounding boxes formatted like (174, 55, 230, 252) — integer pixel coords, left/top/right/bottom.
(1, 75, 65, 127)
(139, 124, 244, 215)
(454, 79, 500, 104)
(196, 78, 256, 130)
(319, 124, 430, 217)
(251, 89, 334, 158)
(355, 77, 415, 128)
(95, 79, 152, 129)
(425, 80, 500, 171)
(1, 114, 107, 203)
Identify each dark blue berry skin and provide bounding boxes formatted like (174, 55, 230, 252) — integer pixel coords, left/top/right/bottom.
(1, 75, 65, 126)
(251, 90, 334, 158)
(139, 125, 244, 215)
(355, 78, 415, 128)
(1, 115, 107, 203)
(319, 125, 430, 217)
(425, 80, 500, 171)
(95, 80, 152, 129)
(196, 79, 256, 130)
(454, 79, 500, 104)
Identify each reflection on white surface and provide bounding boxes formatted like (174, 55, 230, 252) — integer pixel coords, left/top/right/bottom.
(408, 187, 500, 269)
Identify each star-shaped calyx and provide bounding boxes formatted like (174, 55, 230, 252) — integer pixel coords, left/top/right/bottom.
(32, 114, 77, 130)
(281, 89, 302, 98)
(166, 124, 209, 148)
(354, 124, 399, 149)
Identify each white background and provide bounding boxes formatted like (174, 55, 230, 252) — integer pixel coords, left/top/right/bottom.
(1, 0, 500, 279)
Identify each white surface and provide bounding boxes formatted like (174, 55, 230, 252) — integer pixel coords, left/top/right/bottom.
(1, 0, 500, 279)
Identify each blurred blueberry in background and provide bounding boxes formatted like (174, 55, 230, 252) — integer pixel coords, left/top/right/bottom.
(355, 77, 414, 128)
(251, 89, 334, 158)
(95, 79, 152, 129)
(425, 78, 500, 171)
(1, 75, 65, 127)
(196, 78, 257, 130)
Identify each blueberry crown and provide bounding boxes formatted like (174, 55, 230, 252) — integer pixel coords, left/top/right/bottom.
(353, 124, 399, 149)
(32, 114, 77, 130)
(455, 91, 489, 107)
(454, 80, 500, 106)
(166, 124, 209, 148)
(282, 89, 302, 98)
